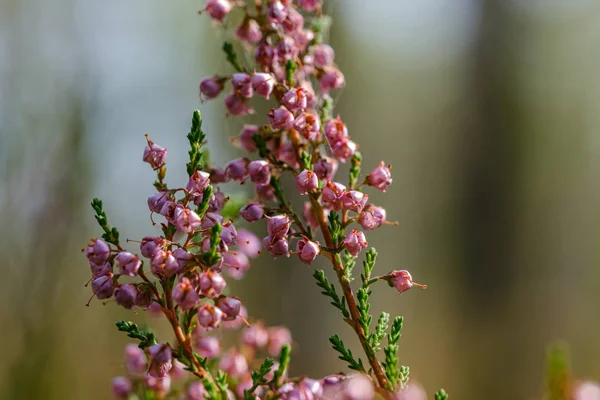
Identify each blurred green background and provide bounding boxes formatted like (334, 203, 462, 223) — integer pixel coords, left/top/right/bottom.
(2, 1, 600, 399)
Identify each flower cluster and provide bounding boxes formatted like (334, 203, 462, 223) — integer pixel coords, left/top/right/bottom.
(83, 1, 441, 399)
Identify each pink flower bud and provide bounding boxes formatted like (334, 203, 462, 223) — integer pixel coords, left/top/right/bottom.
(204, 0, 232, 22)
(151, 250, 179, 279)
(115, 252, 141, 277)
(256, 183, 275, 201)
(255, 42, 276, 68)
(324, 117, 349, 145)
(200, 75, 224, 100)
(209, 166, 228, 183)
(343, 229, 368, 257)
(297, 0, 320, 11)
(169, 359, 186, 380)
(231, 72, 253, 98)
(296, 238, 320, 265)
(199, 271, 227, 298)
(275, 141, 299, 168)
(186, 170, 211, 196)
(223, 252, 250, 279)
(173, 248, 194, 270)
(320, 67, 345, 93)
(242, 323, 269, 348)
(124, 344, 147, 375)
(140, 236, 166, 259)
(367, 161, 392, 192)
(385, 270, 426, 294)
(115, 284, 138, 309)
(173, 206, 202, 234)
(248, 160, 271, 185)
(207, 189, 226, 212)
(143, 137, 167, 169)
(224, 92, 254, 116)
(219, 350, 248, 378)
(267, 0, 287, 24)
(91, 274, 114, 299)
(112, 377, 132, 398)
(294, 112, 321, 141)
(302, 202, 323, 230)
(313, 44, 334, 67)
(282, 87, 308, 111)
(173, 277, 200, 310)
(322, 181, 346, 210)
(268, 106, 294, 130)
(236, 19, 262, 43)
(313, 157, 338, 180)
(267, 326, 292, 356)
(221, 305, 248, 329)
(282, 6, 304, 32)
(215, 296, 242, 320)
(295, 169, 319, 195)
(331, 139, 357, 163)
(197, 303, 223, 330)
(240, 202, 265, 222)
(147, 343, 173, 378)
(145, 375, 171, 395)
(342, 374, 374, 400)
(147, 191, 170, 213)
(201, 212, 224, 230)
(267, 214, 291, 238)
(341, 190, 368, 213)
(396, 382, 427, 400)
(236, 228, 261, 258)
(85, 238, 110, 265)
(235, 124, 259, 152)
(300, 80, 317, 108)
(135, 286, 154, 309)
(89, 260, 112, 278)
(225, 157, 250, 182)
(220, 221, 238, 246)
(263, 236, 290, 258)
(195, 335, 221, 359)
(574, 381, 600, 400)
(277, 36, 299, 62)
(187, 381, 208, 400)
(358, 205, 387, 231)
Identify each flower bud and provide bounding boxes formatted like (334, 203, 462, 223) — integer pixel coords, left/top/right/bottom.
(224, 92, 254, 116)
(231, 72, 253, 98)
(147, 343, 173, 378)
(209, 166, 229, 183)
(296, 238, 320, 265)
(219, 350, 248, 378)
(277, 36, 299, 62)
(282, 87, 308, 111)
(220, 221, 238, 246)
(89, 260, 112, 278)
(85, 238, 110, 265)
(115, 252, 141, 277)
(187, 381, 208, 400)
(248, 160, 271, 185)
(295, 169, 319, 195)
(385, 270, 426, 294)
(302, 202, 321, 230)
(223, 252, 251, 279)
(140, 236, 166, 259)
(267, 214, 291, 238)
(235, 124, 259, 152)
(320, 67, 345, 93)
(198, 271, 227, 298)
(174, 206, 202, 234)
(201, 212, 224, 230)
(145, 375, 171, 395)
(195, 335, 221, 359)
(186, 170, 211, 196)
(267, 0, 287, 24)
(225, 157, 250, 182)
(282, 7, 303, 33)
(255, 42, 276, 68)
(91, 274, 114, 299)
(135, 285, 154, 309)
(115, 284, 138, 309)
(342, 374, 374, 400)
(367, 161, 392, 192)
(396, 382, 427, 400)
(324, 117, 348, 144)
(197, 303, 223, 330)
(170, 359, 187, 380)
(313, 157, 338, 180)
(322, 181, 346, 210)
(200, 75, 224, 100)
(215, 296, 242, 320)
(173, 277, 200, 310)
(147, 191, 170, 213)
(263, 236, 290, 258)
(341, 190, 368, 213)
(574, 381, 600, 400)
(207, 189, 226, 212)
(276, 141, 299, 168)
(343, 229, 368, 257)
(111, 377, 132, 398)
(331, 139, 357, 163)
(242, 323, 269, 348)
(358, 205, 387, 231)
(251, 72, 275, 100)
(294, 112, 321, 141)
(204, 0, 232, 22)
(124, 343, 147, 375)
(267, 326, 292, 356)
(268, 106, 294, 130)
(313, 43, 334, 67)
(240, 202, 264, 222)
(143, 138, 167, 170)
(151, 250, 179, 279)
(236, 228, 261, 259)
(173, 248, 194, 270)
(236, 18, 262, 43)
(297, 0, 320, 11)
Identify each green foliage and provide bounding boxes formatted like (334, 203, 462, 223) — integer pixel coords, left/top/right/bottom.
(216, 370, 229, 399)
(313, 269, 349, 319)
(349, 152, 362, 189)
(319, 95, 334, 121)
(186, 110, 206, 176)
(115, 321, 157, 349)
(220, 194, 247, 221)
(270, 176, 289, 209)
(329, 334, 365, 372)
(202, 222, 222, 266)
(434, 389, 449, 400)
(382, 316, 404, 390)
(274, 344, 291, 388)
(202, 376, 220, 400)
(195, 185, 214, 219)
(300, 150, 312, 170)
(91, 198, 120, 246)
(356, 287, 372, 339)
(343, 251, 356, 278)
(327, 211, 344, 246)
(245, 358, 275, 399)
(546, 343, 571, 400)
(222, 41, 243, 72)
(371, 312, 389, 353)
(285, 59, 298, 86)
(252, 133, 269, 159)
(361, 248, 377, 285)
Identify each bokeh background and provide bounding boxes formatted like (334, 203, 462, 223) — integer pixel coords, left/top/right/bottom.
(2, 0, 600, 399)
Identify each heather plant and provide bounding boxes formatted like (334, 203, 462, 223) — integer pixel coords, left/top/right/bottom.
(83, 1, 441, 399)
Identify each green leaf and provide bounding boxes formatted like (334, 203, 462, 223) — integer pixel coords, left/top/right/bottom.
(222, 42, 243, 72)
(313, 269, 350, 319)
(115, 321, 157, 349)
(382, 316, 404, 390)
(91, 198, 120, 245)
(329, 334, 365, 372)
(273, 344, 291, 388)
(195, 185, 214, 219)
(356, 287, 372, 338)
(285, 59, 298, 86)
(349, 152, 362, 189)
(371, 312, 389, 352)
(245, 358, 275, 399)
(545, 343, 571, 400)
(434, 389, 449, 400)
(186, 110, 207, 177)
(361, 248, 377, 286)
(327, 211, 343, 246)
(220, 194, 247, 221)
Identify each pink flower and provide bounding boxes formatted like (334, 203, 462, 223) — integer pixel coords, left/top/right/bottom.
(173, 277, 200, 310)
(215, 296, 242, 320)
(342, 374, 374, 400)
(195, 336, 221, 359)
(267, 214, 291, 238)
(220, 221, 238, 246)
(282, 87, 309, 111)
(115, 252, 141, 277)
(231, 72, 253, 98)
(263, 236, 290, 258)
(358, 205, 387, 231)
(223, 252, 251, 279)
(295, 169, 319, 194)
(85, 238, 110, 265)
(313, 157, 338, 180)
(267, 0, 287, 24)
(197, 304, 223, 330)
(143, 137, 167, 169)
(330, 139, 357, 163)
(186, 170, 211, 196)
(173, 248, 194, 270)
(240, 202, 265, 222)
(296, 237, 320, 265)
(242, 323, 269, 348)
(343, 229, 368, 257)
(313, 44, 334, 67)
(340, 190, 368, 213)
(385, 270, 427, 294)
(173, 206, 202, 233)
(140, 236, 166, 259)
(320, 67, 345, 93)
(248, 160, 271, 185)
(236, 228, 261, 258)
(111, 377, 132, 399)
(256, 183, 276, 201)
(91, 274, 114, 299)
(236, 19, 262, 43)
(147, 191, 170, 213)
(267, 326, 292, 356)
(199, 75, 224, 100)
(367, 161, 392, 192)
(124, 344, 147, 375)
(114, 284, 137, 309)
(322, 181, 346, 210)
(147, 344, 173, 378)
(294, 112, 321, 141)
(151, 250, 179, 279)
(225, 157, 250, 182)
(198, 271, 227, 298)
(89, 260, 112, 278)
(251, 72, 275, 99)
(297, 0, 320, 12)
(219, 350, 248, 378)
(324, 117, 349, 145)
(235, 124, 259, 152)
(268, 106, 295, 130)
(224, 92, 254, 116)
(204, 0, 232, 22)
